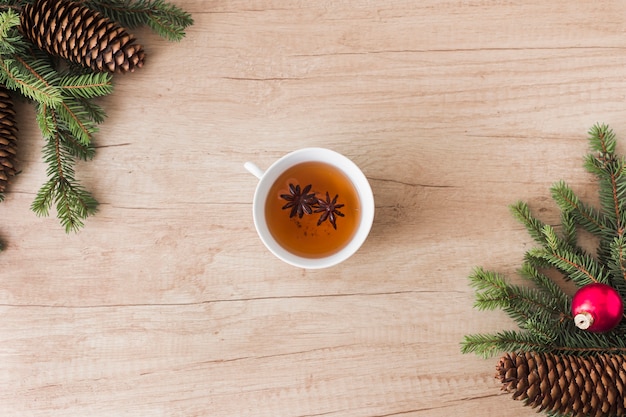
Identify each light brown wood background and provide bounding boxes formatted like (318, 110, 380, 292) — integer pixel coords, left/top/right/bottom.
(3, 1, 626, 415)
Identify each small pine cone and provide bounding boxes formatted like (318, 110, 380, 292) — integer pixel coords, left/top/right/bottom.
(497, 352, 626, 417)
(20, 0, 145, 73)
(0, 86, 17, 196)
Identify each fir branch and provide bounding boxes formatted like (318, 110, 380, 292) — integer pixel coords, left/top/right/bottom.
(588, 123, 617, 155)
(607, 236, 626, 300)
(510, 201, 548, 246)
(551, 319, 626, 355)
(0, 8, 21, 53)
(32, 176, 98, 232)
(468, 267, 509, 310)
(1, 55, 63, 106)
(524, 319, 558, 345)
(56, 97, 100, 145)
(81, 0, 194, 41)
(600, 157, 626, 234)
(59, 73, 113, 99)
(609, 236, 626, 282)
(145, 3, 194, 42)
(505, 286, 560, 330)
(75, 97, 107, 124)
(584, 132, 626, 239)
(462, 324, 626, 359)
(461, 330, 554, 358)
(36, 104, 95, 161)
(469, 267, 566, 330)
(528, 246, 607, 286)
(0, 12, 63, 106)
(518, 262, 571, 316)
(559, 209, 577, 249)
(31, 105, 98, 232)
(54, 179, 98, 232)
(541, 224, 560, 252)
(550, 180, 606, 236)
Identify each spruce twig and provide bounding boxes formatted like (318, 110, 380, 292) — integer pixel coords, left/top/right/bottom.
(31, 103, 98, 232)
(79, 0, 194, 41)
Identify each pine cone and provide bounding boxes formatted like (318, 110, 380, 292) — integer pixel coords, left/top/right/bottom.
(497, 351, 626, 417)
(20, 0, 145, 73)
(0, 86, 17, 197)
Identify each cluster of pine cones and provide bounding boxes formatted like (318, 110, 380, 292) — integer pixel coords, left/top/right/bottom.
(0, 0, 146, 197)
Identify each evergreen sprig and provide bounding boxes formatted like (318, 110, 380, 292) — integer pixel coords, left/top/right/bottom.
(0, 0, 192, 236)
(79, 0, 194, 41)
(463, 124, 626, 358)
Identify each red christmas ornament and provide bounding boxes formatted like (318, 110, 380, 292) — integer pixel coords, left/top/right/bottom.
(572, 283, 623, 332)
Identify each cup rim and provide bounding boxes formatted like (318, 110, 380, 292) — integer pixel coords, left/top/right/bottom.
(252, 148, 374, 269)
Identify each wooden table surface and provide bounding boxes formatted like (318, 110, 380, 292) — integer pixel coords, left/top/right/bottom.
(3, 1, 626, 416)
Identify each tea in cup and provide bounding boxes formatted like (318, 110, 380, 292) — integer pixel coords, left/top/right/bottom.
(245, 148, 374, 269)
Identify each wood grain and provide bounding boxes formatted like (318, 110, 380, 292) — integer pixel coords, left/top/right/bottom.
(3, 1, 626, 415)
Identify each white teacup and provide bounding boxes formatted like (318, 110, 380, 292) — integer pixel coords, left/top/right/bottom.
(245, 148, 374, 269)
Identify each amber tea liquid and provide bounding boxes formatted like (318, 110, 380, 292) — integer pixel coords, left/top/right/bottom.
(265, 161, 361, 258)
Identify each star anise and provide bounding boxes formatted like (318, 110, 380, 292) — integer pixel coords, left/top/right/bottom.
(314, 192, 345, 229)
(280, 183, 317, 218)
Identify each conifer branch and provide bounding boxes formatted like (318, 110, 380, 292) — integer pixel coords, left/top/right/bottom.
(470, 267, 567, 331)
(31, 104, 98, 232)
(559, 209, 577, 249)
(550, 180, 607, 236)
(606, 236, 626, 301)
(584, 125, 626, 238)
(59, 73, 113, 99)
(56, 97, 100, 145)
(1, 55, 62, 106)
(80, 0, 194, 41)
(510, 201, 548, 246)
(588, 123, 617, 155)
(528, 246, 606, 286)
(518, 262, 571, 315)
(461, 331, 554, 359)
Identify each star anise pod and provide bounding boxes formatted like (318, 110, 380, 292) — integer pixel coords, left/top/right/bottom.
(280, 183, 317, 218)
(315, 192, 345, 229)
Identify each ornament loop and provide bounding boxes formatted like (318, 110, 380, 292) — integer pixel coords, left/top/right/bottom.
(574, 312, 593, 330)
